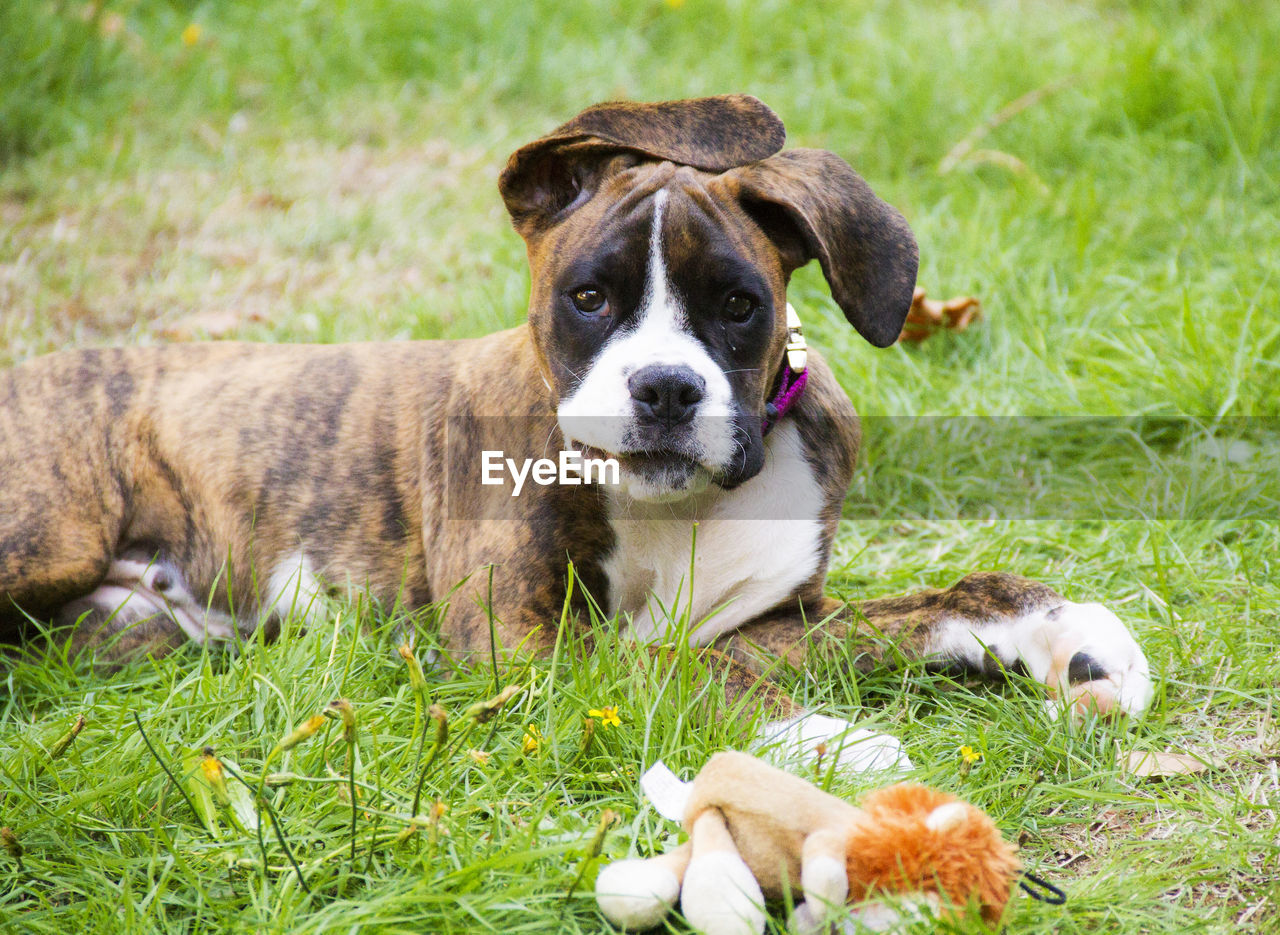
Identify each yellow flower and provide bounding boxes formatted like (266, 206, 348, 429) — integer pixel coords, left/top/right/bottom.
(522, 724, 541, 753)
(324, 698, 358, 745)
(398, 643, 427, 692)
(467, 748, 492, 766)
(588, 706, 621, 729)
(665, 0, 686, 9)
(958, 744, 982, 765)
(0, 827, 20, 860)
(464, 684, 522, 723)
(277, 713, 327, 752)
(199, 750, 231, 805)
(181, 23, 202, 47)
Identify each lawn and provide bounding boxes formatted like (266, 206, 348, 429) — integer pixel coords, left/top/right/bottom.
(1, 0, 1278, 932)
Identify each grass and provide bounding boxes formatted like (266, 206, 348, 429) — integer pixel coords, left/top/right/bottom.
(1, 0, 1278, 931)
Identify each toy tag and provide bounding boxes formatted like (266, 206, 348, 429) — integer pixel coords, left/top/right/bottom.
(640, 760, 691, 822)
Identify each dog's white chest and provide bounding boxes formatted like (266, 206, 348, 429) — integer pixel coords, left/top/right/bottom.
(603, 421, 825, 644)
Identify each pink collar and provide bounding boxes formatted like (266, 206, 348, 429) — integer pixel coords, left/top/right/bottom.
(762, 302, 808, 434)
(762, 362, 807, 433)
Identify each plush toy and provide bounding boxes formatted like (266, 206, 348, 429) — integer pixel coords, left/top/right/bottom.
(596, 751, 1020, 934)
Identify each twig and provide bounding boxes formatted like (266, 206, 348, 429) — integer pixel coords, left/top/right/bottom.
(561, 809, 617, 911)
(939, 76, 1079, 174)
(325, 700, 359, 867)
(486, 563, 498, 695)
(132, 711, 204, 830)
(411, 705, 452, 822)
(221, 759, 311, 895)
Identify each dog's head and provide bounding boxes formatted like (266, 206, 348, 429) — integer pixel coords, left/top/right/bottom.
(500, 95, 918, 502)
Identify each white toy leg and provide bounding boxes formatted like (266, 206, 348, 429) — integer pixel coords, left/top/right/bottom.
(596, 844, 690, 931)
(801, 826, 849, 907)
(787, 827, 850, 935)
(680, 809, 767, 935)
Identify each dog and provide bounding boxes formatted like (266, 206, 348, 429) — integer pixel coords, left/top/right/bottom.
(0, 95, 1150, 740)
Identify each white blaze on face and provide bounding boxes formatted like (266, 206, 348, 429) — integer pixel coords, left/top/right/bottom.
(556, 188, 737, 499)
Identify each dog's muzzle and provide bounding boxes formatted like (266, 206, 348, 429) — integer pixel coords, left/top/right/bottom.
(627, 365, 706, 431)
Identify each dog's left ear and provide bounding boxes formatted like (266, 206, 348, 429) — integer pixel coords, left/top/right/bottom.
(725, 149, 918, 348)
(500, 95, 785, 237)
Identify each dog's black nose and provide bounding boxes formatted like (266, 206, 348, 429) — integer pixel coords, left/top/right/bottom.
(628, 365, 705, 427)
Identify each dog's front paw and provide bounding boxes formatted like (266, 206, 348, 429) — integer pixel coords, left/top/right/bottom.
(1040, 601, 1153, 720)
(931, 596, 1153, 722)
(756, 713, 913, 774)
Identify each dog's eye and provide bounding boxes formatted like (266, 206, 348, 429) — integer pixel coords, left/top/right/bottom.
(723, 291, 758, 323)
(570, 286, 608, 316)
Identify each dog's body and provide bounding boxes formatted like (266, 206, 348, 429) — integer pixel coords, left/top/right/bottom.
(0, 330, 853, 658)
(0, 96, 1151, 722)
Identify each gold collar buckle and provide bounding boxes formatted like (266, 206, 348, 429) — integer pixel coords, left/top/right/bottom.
(784, 302, 807, 372)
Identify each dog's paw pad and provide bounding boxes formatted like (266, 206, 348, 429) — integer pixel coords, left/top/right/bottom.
(1043, 602, 1153, 721)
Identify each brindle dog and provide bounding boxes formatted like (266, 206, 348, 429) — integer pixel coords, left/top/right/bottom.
(0, 96, 1150, 730)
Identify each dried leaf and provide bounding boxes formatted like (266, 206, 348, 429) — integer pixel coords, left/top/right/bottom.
(159, 309, 266, 340)
(897, 286, 982, 343)
(250, 191, 294, 210)
(1123, 749, 1223, 778)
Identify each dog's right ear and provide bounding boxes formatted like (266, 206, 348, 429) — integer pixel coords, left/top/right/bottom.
(724, 149, 918, 347)
(499, 95, 785, 237)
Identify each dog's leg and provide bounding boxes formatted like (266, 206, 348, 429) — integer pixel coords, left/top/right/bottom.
(686, 644, 913, 775)
(684, 647, 806, 722)
(718, 572, 1153, 721)
(0, 478, 122, 633)
(1, 353, 134, 637)
(54, 549, 236, 662)
(58, 594, 186, 663)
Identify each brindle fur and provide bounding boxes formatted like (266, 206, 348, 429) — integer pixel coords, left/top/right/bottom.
(0, 336, 609, 655)
(715, 573, 1066, 677)
(2, 96, 1097, 717)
